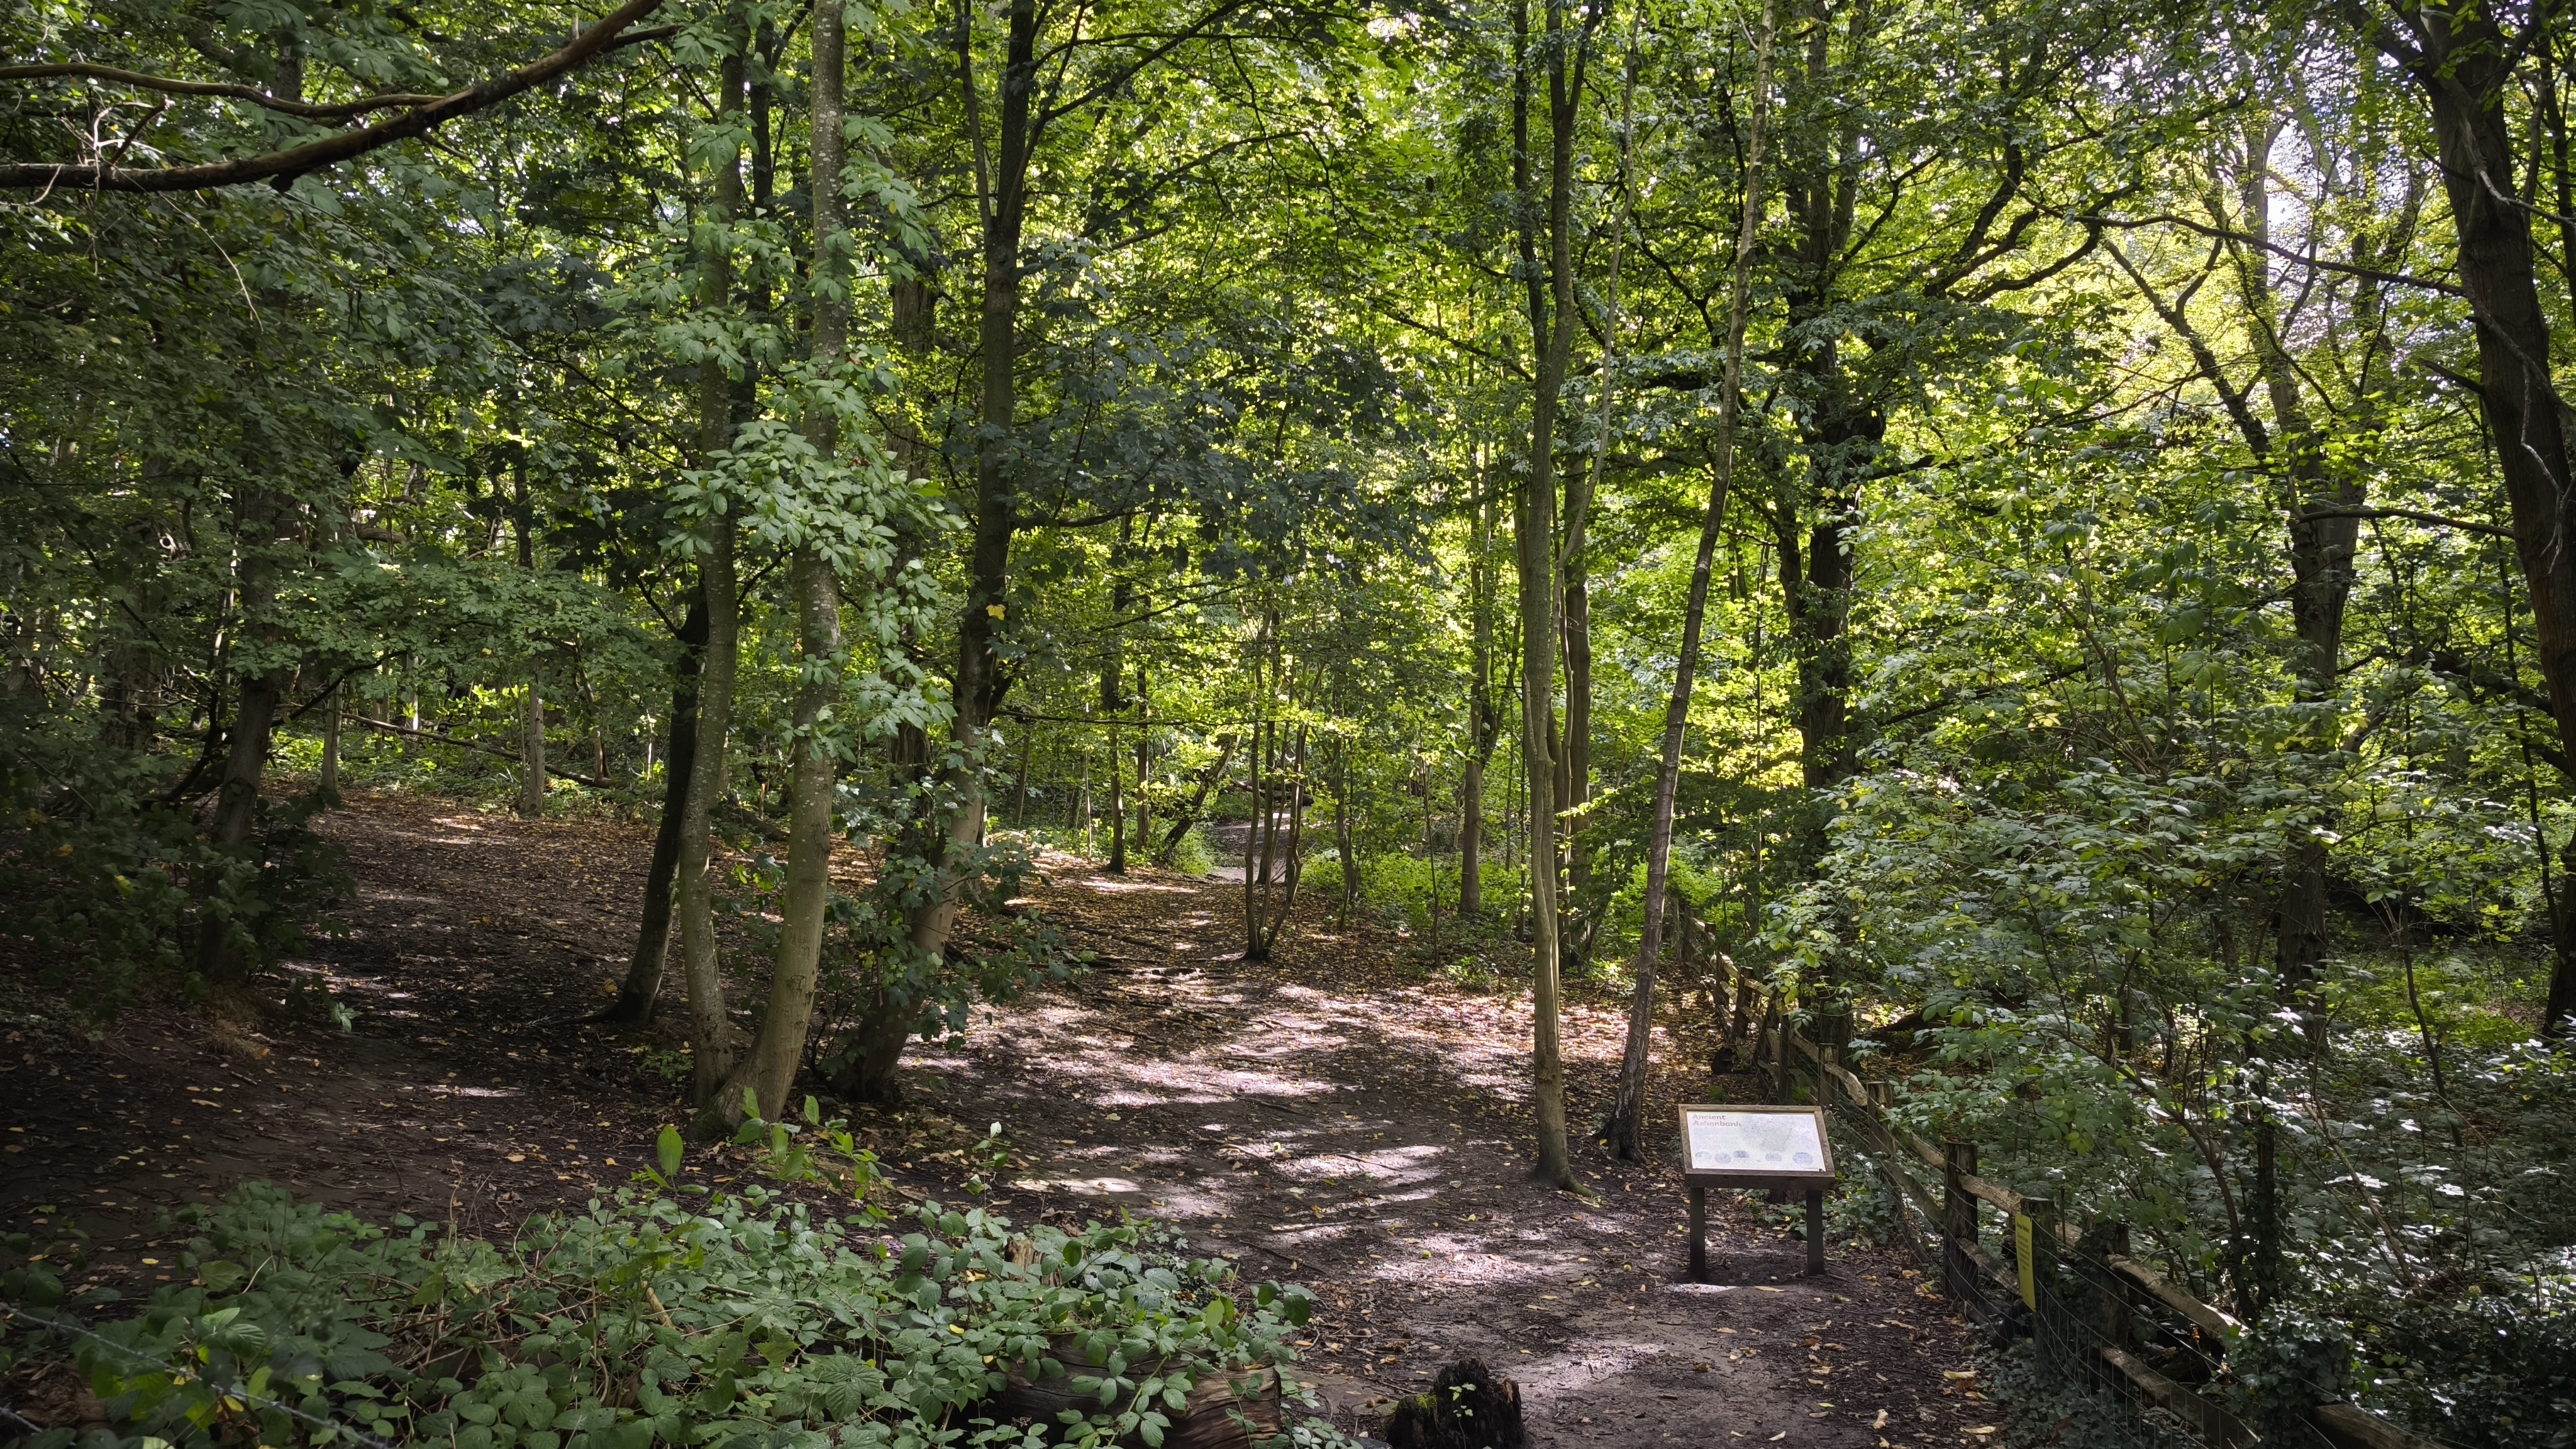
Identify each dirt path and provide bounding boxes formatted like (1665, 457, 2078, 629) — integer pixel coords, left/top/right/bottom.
(1, 793, 2000, 1447)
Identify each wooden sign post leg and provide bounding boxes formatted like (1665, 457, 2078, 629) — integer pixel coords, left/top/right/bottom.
(1688, 1182, 1708, 1279)
(1804, 1186, 1825, 1276)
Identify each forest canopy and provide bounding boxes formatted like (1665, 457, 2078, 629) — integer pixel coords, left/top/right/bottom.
(7, 0, 2576, 1443)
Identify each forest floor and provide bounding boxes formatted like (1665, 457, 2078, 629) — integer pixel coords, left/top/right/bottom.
(1, 791, 2002, 1447)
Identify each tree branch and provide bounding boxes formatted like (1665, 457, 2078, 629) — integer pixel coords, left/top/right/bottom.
(0, 0, 670, 192)
(349, 715, 614, 787)
(2304, 505, 2511, 539)
(0, 62, 443, 119)
(2067, 209, 2464, 296)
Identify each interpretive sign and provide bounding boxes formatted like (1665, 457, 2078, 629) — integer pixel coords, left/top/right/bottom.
(1676, 1104, 1838, 1278)
(1679, 1104, 1836, 1182)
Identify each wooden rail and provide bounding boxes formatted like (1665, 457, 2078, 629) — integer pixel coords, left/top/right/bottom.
(1759, 1018, 2436, 1449)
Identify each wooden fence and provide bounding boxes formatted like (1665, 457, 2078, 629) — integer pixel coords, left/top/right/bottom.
(1746, 1012, 2444, 1449)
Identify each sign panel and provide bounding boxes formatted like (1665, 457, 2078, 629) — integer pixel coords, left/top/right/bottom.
(2014, 1213, 2036, 1310)
(1677, 1104, 1836, 1183)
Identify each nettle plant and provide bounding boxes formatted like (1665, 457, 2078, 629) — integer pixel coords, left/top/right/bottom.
(0, 1103, 1341, 1449)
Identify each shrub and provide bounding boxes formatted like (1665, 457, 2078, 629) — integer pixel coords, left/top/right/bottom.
(0, 1114, 1348, 1449)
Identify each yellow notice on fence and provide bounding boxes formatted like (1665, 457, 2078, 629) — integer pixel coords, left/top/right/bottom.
(2012, 1213, 2036, 1311)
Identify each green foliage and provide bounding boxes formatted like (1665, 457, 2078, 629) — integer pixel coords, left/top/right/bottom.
(2229, 1308, 2355, 1439)
(4, 704, 348, 1011)
(1301, 853, 1528, 936)
(0, 1154, 1341, 1448)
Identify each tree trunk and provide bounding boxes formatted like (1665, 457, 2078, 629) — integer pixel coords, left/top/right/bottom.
(1245, 721, 1270, 954)
(1461, 465, 1497, 916)
(1559, 468, 1592, 916)
(1335, 738, 1358, 924)
(714, 0, 847, 1130)
(1016, 725, 1031, 826)
(519, 675, 546, 816)
(721, 549, 840, 1125)
(514, 460, 547, 819)
(199, 487, 286, 1015)
(1264, 726, 1309, 944)
(1155, 732, 1236, 865)
(1135, 672, 1152, 854)
(675, 566, 738, 1114)
(199, 669, 284, 1013)
(1457, 744, 1482, 916)
(319, 682, 341, 798)
(1106, 665, 1128, 872)
(1609, 0, 1772, 1160)
(897, 0, 1041, 976)
(2375, 14, 2576, 1035)
(602, 591, 707, 1023)
(1509, 0, 1592, 1190)
(2232, 114, 2370, 1055)
(680, 42, 748, 1111)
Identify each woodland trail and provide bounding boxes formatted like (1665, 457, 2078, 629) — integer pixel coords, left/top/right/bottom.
(1, 792, 1997, 1446)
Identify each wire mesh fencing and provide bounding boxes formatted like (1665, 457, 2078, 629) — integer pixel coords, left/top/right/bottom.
(1782, 1028, 2426, 1449)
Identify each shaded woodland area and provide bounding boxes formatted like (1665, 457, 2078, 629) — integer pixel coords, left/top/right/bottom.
(4, 0, 2576, 1445)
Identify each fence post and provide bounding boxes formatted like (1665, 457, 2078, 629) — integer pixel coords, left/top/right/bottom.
(2029, 1197, 2065, 1381)
(1942, 1140, 1979, 1304)
(2077, 1219, 2131, 1393)
(1757, 994, 1781, 1102)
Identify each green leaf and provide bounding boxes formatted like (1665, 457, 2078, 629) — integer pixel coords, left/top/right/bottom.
(656, 1126, 683, 1179)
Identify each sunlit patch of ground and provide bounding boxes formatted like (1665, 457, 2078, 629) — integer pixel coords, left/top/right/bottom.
(914, 858, 1996, 1445)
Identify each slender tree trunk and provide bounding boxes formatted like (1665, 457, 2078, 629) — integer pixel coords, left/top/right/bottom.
(519, 676, 546, 816)
(603, 592, 706, 1023)
(1016, 724, 1031, 826)
(1263, 725, 1309, 945)
(1135, 670, 1152, 853)
(723, 550, 840, 1123)
(680, 42, 747, 1111)
(1458, 745, 1483, 915)
(1609, 0, 1772, 1160)
(1156, 732, 1236, 865)
(1335, 737, 1357, 924)
(2228, 119, 2369, 1054)
(1509, 0, 1591, 1189)
(900, 0, 1040, 971)
(1462, 464, 1496, 916)
(1106, 665, 1128, 872)
(680, 506, 742, 1106)
(1245, 721, 1270, 955)
(514, 475, 547, 819)
(199, 488, 286, 1014)
(201, 674, 282, 1002)
(716, 0, 847, 1128)
(200, 672, 284, 1011)
(319, 682, 341, 797)
(1560, 472, 1593, 915)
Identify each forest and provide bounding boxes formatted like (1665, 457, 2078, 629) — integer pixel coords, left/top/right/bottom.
(3, 0, 2575, 1445)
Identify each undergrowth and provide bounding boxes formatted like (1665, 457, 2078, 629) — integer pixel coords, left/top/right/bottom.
(0, 1102, 1348, 1449)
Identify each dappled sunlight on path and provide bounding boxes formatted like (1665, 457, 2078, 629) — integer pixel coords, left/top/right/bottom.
(911, 857, 2003, 1447)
